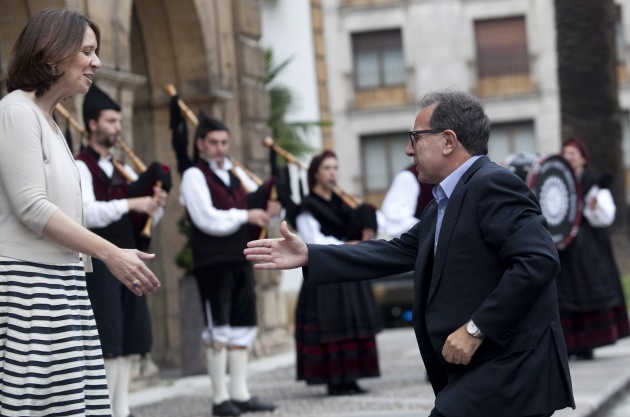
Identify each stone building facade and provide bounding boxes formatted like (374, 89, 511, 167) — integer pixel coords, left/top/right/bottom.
(0, 0, 294, 374)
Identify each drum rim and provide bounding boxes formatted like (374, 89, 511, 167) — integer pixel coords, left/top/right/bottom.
(526, 154, 583, 250)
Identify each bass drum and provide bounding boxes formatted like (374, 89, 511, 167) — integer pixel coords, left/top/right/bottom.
(503, 152, 583, 249)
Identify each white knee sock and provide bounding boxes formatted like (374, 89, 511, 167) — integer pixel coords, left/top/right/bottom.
(228, 349, 250, 402)
(103, 358, 119, 414)
(113, 356, 132, 417)
(206, 347, 230, 404)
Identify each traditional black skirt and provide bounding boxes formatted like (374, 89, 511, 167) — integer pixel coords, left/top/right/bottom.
(560, 305, 630, 354)
(295, 279, 382, 385)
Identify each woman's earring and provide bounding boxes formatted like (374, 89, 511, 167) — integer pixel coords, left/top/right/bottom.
(51, 66, 56, 76)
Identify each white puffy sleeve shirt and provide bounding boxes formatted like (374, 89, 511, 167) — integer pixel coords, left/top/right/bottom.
(179, 158, 257, 237)
(75, 156, 164, 229)
(380, 169, 421, 238)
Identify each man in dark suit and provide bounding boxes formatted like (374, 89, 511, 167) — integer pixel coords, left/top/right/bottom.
(244, 89, 575, 417)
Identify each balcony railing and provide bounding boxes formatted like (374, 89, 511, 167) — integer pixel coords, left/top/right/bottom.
(344, 0, 402, 6)
(346, 66, 415, 110)
(477, 56, 530, 77)
(473, 56, 535, 96)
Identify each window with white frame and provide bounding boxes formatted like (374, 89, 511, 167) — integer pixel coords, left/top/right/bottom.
(361, 132, 410, 193)
(475, 16, 530, 77)
(616, 5, 626, 65)
(488, 120, 536, 165)
(352, 29, 405, 90)
(621, 111, 630, 168)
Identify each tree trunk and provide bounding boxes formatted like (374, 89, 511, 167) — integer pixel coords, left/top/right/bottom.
(555, 0, 629, 271)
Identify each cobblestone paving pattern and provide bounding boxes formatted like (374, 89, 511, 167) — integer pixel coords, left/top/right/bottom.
(131, 329, 435, 417)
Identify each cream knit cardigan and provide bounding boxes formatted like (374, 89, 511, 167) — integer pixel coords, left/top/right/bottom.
(0, 90, 88, 266)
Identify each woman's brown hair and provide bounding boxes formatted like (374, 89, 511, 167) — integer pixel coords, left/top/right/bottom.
(307, 150, 337, 191)
(6, 8, 100, 96)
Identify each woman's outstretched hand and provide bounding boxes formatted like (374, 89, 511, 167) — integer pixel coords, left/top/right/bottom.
(103, 248, 161, 296)
(41, 210, 160, 297)
(244, 221, 308, 270)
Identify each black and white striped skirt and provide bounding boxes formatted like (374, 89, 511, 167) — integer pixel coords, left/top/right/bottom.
(0, 256, 111, 416)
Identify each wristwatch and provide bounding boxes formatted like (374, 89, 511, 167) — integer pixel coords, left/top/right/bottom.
(466, 319, 485, 340)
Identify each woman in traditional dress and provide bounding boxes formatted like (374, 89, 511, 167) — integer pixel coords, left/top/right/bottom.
(294, 150, 382, 395)
(0, 8, 160, 416)
(557, 137, 630, 359)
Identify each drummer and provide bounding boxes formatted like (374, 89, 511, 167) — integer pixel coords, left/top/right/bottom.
(555, 137, 630, 360)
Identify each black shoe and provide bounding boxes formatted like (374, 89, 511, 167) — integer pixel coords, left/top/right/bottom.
(232, 397, 276, 413)
(346, 381, 369, 394)
(575, 350, 595, 360)
(213, 400, 242, 416)
(571, 349, 594, 361)
(327, 383, 353, 396)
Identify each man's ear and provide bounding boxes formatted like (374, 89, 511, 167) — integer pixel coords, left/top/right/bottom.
(442, 129, 458, 155)
(195, 136, 203, 152)
(87, 118, 98, 134)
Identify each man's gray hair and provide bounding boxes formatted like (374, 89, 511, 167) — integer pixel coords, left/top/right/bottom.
(418, 89, 491, 156)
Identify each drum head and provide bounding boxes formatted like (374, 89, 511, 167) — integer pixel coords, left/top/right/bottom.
(526, 155, 582, 249)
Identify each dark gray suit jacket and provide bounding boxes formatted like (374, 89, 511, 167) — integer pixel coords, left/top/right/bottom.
(305, 156, 575, 416)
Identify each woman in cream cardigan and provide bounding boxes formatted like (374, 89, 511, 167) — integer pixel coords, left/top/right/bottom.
(0, 8, 160, 416)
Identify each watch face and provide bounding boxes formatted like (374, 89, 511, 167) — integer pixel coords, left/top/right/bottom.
(467, 320, 485, 339)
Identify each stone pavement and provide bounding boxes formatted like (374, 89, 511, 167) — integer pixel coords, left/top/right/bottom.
(128, 328, 630, 417)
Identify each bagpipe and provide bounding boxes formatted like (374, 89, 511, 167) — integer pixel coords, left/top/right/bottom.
(164, 83, 377, 241)
(54, 104, 171, 249)
(261, 136, 362, 209)
(260, 137, 377, 241)
(165, 84, 280, 239)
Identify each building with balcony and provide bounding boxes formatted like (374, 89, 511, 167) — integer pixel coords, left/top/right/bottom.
(322, 0, 630, 207)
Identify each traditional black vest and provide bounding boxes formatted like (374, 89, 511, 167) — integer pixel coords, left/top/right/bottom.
(76, 147, 136, 248)
(407, 165, 436, 219)
(189, 161, 249, 267)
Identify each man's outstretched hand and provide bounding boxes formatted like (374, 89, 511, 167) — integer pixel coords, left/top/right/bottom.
(244, 221, 308, 270)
